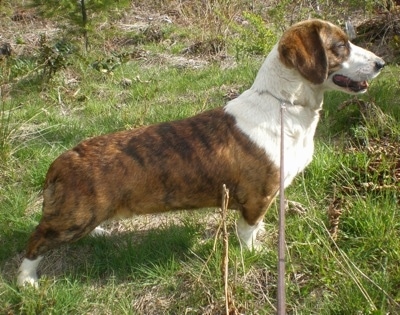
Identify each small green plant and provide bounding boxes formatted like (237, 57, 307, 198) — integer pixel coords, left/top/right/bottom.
(230, 12, 277, 60)
(38, 34, 74, 81)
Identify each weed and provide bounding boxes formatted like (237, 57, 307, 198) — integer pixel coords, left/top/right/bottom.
(38, 34, 74, 81)
(230, 11, 277, 60)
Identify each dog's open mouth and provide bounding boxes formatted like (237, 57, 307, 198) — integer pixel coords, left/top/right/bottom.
(333, 74, 368, 93)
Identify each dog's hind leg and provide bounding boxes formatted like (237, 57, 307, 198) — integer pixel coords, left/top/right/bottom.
(17, 209, 105, 287)
(17, 256, 43, 287)
(90, 226, 109, 237)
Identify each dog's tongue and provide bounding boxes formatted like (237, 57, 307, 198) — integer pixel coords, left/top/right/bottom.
(333, 74, 368, 92)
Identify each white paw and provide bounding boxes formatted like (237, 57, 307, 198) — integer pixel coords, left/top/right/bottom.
(17, 271, 39, 288)
(90, 226, 109, 237)
(236, 217, 264, 251)
(17, 257, 42, 288)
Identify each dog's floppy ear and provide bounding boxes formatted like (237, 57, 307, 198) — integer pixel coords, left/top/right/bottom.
(278, 23, 328, 84)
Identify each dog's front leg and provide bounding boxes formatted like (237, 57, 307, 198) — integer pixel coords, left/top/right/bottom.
(237, 216, 265, 251)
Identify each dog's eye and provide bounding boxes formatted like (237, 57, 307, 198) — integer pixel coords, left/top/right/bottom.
(336, 41, 347, 48)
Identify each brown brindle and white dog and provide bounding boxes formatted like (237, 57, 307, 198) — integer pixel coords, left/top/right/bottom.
(17, 19, 384, 286)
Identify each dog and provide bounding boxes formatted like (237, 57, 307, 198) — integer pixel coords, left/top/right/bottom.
(17, 19, 384, 287)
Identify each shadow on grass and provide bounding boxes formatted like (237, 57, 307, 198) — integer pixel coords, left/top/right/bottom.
(77, 223, 199, 281)
(1, 222, 201, 286)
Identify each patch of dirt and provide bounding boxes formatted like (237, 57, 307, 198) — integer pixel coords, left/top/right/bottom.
(156, 52, 210, 69)
(0, 7, 58, 57)
(132, 284, 173, 314)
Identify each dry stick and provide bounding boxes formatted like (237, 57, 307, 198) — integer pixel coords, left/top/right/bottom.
(221, 184, 231, 315)
(195, 216, 223, 282)
(277, 103, 286, 315)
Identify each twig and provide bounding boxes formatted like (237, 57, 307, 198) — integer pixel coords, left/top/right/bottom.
(196, 185, 237, 314)
(221, 184, 230, 315)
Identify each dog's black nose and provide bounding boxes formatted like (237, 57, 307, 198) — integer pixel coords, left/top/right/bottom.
(375, 60, 385, 70)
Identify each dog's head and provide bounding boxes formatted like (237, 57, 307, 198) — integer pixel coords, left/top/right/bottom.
(278, 19, 384, 94)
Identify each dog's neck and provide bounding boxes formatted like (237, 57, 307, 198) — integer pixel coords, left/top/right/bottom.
(251, 45, 324, 111)
(224, 44, 325, 135)
(224, 44, 324, 181)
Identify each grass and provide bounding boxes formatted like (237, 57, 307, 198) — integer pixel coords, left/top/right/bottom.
(1, 1, 400, 314)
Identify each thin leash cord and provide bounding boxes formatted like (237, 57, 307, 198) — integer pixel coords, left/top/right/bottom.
(277, 102, 286, 315)
(258, 89, 289, 314)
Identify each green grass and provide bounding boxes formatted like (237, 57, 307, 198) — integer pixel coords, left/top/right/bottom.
(1, 1, 400, 314)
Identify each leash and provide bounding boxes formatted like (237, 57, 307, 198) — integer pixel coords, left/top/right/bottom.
(261, 89, 293, 315)
(278, 100, 287, 315)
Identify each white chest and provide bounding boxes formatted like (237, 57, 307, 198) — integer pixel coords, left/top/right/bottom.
(225, 94, 320, 188)
(282, 111, 318, 187)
